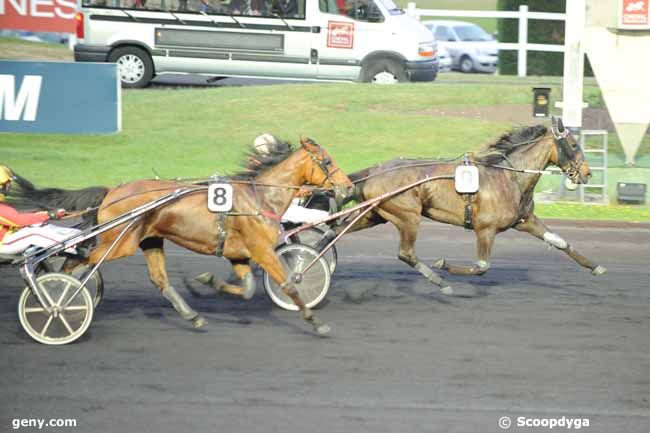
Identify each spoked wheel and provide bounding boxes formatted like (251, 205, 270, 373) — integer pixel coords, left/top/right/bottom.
(18, 273, 94, 345)
(287, 226, 338, 274)
(263, 244, 331, 311)
(70, 265, 104, 309)
(41, 257, 104, 308)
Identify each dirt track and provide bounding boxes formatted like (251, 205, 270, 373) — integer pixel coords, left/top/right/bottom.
(1, 221, 649, 433)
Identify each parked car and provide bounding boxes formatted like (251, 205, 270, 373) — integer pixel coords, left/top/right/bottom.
(437, 46, 452, 72)
(423, 20, 498, 73)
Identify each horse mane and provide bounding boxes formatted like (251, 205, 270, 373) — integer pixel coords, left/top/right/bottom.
(233, 138, 294, 179)
(476, 125, 548, 165)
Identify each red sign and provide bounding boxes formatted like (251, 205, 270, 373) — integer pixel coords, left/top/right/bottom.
(327, 21, 354, 49)
(622, 0, 649, 25)
(0, 0, 77, 33)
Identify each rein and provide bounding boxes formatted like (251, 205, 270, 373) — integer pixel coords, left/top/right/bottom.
(352, 131, 572, 186)
(65, 146, 341, 221)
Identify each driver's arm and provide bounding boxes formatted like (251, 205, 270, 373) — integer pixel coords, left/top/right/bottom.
(0, 204, 50, 228)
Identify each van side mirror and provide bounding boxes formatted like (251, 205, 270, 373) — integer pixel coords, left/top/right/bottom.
(368, 11, 383, 22)
(366, 1, 384, 22)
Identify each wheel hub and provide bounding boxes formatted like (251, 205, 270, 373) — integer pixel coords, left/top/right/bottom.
(372, 71, 398, 85)
(118, 55, 145, 83)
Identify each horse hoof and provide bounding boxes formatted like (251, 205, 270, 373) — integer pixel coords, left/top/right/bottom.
(242, 284, 255, 301)
(439, 286, 454, 295)
(433, 259, 446, 270)
(195, 272, 213, 285)
(591, 265, 607, 276)
(192, 316, 208, 329)
(315, 323, 331, 336)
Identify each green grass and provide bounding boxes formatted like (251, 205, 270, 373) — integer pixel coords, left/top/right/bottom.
(0, 37, 72, 61)
(535, 203, 650, 222)
(1, 83, 531, 187)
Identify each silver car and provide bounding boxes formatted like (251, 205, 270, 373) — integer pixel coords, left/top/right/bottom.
(423, 20, 498, 73)
(437, 46, 452, 72)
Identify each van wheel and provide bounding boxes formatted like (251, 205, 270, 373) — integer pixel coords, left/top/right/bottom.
(108, 46, 154, 88)
(459, 55, 474, 73)
(363, 59, 408, 84)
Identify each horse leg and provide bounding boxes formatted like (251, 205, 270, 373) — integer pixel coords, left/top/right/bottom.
(433, 227, 496, 276)
(253, 245, 330, 335)
(141, 240, 207, 328)
(514, 214, 606, 275)
(195, 259, 256, 300)
(388, 213, 453, 295)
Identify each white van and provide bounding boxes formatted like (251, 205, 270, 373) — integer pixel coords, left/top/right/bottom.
(74, 0, 438, 87)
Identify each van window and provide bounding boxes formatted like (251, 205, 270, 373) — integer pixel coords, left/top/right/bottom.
(82, 0, 305, 18)
(319, 0, 384, 22)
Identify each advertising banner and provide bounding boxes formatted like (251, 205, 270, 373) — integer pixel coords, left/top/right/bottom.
(0, 61, 121, 134)
(0, 0, 76, 33)
(619, 0, 650, 28)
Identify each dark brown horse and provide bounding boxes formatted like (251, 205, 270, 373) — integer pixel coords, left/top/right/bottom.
(332, 118, 605, 294)
(22, 137, 353, 335)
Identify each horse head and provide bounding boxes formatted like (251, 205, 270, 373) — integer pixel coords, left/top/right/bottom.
(298, 136, 353, 204)
(549, 117, 592, 184)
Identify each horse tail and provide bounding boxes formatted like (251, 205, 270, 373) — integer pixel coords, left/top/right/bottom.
(7, 172, 109, 212)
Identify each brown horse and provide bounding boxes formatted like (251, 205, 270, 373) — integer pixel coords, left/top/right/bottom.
(331, 118, 605, 294)
(26, 137, 353, 335)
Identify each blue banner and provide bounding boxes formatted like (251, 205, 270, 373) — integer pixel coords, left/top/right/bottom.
(0, 61, 120, 134)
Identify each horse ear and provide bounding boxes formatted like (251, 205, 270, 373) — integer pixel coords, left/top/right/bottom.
(300, 135, 318, 149)
(557, 117, 565, 132)
(551, 116, 558, 130)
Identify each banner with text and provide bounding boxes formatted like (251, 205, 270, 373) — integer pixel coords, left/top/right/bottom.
(0, 61, 121, 134)
(0, 0, 76, 33)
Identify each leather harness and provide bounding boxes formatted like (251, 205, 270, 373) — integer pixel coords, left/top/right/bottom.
(461, 154, 475, 230)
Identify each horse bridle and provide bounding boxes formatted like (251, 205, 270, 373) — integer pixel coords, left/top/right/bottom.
(551, 124, 583, 182)
(304, 142, 341, 189)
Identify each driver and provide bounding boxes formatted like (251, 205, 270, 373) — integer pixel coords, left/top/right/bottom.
(251, 134, 330, 224)
(0, 165, 79, 256)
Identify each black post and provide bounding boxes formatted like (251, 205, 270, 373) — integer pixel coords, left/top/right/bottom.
(532, 87, 551, 117)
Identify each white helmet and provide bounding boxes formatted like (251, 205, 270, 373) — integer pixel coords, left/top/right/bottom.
(252, 133, 278, 156)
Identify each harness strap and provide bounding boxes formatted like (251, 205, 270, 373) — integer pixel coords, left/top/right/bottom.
(463, 194, 474, 230)
(261, 209, 282, 222)
(214, 212, 227, 257)
(461, 154, 474, 230)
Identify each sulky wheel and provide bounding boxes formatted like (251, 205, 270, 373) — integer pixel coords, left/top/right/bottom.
(70, 265, 104, 309)
(18, 273, 94, 345)
(263, 244, 331, 311)
(287, 226, 338, 274)
(41, 257, 104, 308)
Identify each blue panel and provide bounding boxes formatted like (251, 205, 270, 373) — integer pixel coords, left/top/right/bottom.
(0, 61, 120, 134)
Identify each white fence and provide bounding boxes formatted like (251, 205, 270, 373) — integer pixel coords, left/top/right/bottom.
(405, 3, 566, 77)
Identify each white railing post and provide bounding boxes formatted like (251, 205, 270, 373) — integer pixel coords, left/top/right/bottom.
(68, 34, 77, 51)
(561, 0, 586, 129)
(518, 5, 528, 77)
(407, 2, 418, 20)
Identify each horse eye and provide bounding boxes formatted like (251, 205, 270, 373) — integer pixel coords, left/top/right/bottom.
(323, 158, 331, 165)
